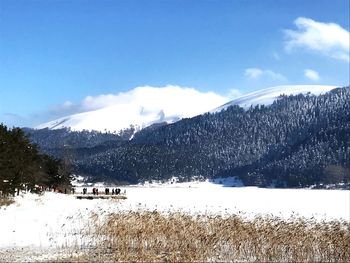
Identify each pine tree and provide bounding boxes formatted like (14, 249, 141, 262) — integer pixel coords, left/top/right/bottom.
(0, 124, 72, 196)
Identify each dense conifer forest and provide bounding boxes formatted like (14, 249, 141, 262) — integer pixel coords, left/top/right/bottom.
(0, 124, 72, 196)
(25, 87, 350, 187)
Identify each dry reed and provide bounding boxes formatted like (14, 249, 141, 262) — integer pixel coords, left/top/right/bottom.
(0, 196, 14, 207)
(68, 211, 350, 262)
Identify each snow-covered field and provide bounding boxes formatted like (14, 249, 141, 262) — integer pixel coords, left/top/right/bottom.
(0, 181, 349, 261)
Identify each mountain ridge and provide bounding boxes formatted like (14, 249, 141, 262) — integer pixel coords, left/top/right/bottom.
(27, 86, 350, 188)
(36, 85, 337, 133)
(213, 85, 337, 112)
(36, 86, 226, 133)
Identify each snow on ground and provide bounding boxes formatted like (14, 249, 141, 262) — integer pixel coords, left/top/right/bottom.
(119, 181, 349, 220)
(0, 181, 349, 261)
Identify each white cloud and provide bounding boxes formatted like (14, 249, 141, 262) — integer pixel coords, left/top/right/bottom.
(38, 85, 230, 128)
(46, 101, 81, 120)
(244, 68, 263, 79)
(62, 101, 74, 108)
(264, 70, 286, 81)
(284, 17, 349, 62)
(79, 85, 229, 115)
(304, 69, 320, 81)
(245, 68, 286, 81)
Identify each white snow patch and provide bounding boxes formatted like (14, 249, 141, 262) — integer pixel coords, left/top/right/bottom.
(139, 176, 244, 188)
(212, 85, 337, 112)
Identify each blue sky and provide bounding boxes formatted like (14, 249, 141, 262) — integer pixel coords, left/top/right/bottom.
(0, 0, 349, 127)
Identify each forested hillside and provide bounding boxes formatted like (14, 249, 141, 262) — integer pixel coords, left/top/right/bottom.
(26, 87, 350, 187)
(24, 126, 134, 152)
(0, 125, 72, 196)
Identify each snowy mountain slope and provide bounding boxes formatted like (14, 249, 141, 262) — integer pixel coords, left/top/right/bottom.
(30, 87, 349, 187)
(213, 85, 337, 113)
(37, 85, 338, 133)
(36, 103, 175, 133)
(36, 86, 227, 133)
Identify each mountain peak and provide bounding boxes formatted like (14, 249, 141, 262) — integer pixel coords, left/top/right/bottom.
(35, 86, 227, 133)
(213, 85, 337, 113)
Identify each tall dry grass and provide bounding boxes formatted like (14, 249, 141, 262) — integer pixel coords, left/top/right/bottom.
(0, 196, 14, 207)
(69, 211, 350, 262)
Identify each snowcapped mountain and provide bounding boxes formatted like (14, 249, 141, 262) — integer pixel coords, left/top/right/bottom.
(36, 85, 338, 133)
(36, 104, 177, 133)
(213, 85, 337, 113)
(29, 86, 349, 187)
(36, 86, 227, 133)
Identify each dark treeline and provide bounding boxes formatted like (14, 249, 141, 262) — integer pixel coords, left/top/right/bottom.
(23, 126, 135, 157)
(0, 124, 72, 196)
(26, 87, 350, 187)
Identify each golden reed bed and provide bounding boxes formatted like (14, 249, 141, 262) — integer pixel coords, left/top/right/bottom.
(65, 211, 350, 262)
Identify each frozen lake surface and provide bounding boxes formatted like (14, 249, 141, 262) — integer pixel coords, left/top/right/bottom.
(0, 181, 349, 253)
(120, 183, 350, 220)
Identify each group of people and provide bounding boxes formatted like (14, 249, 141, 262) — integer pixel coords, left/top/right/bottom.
(81, 187, 121, 195)
(105, 187, 121, 195)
